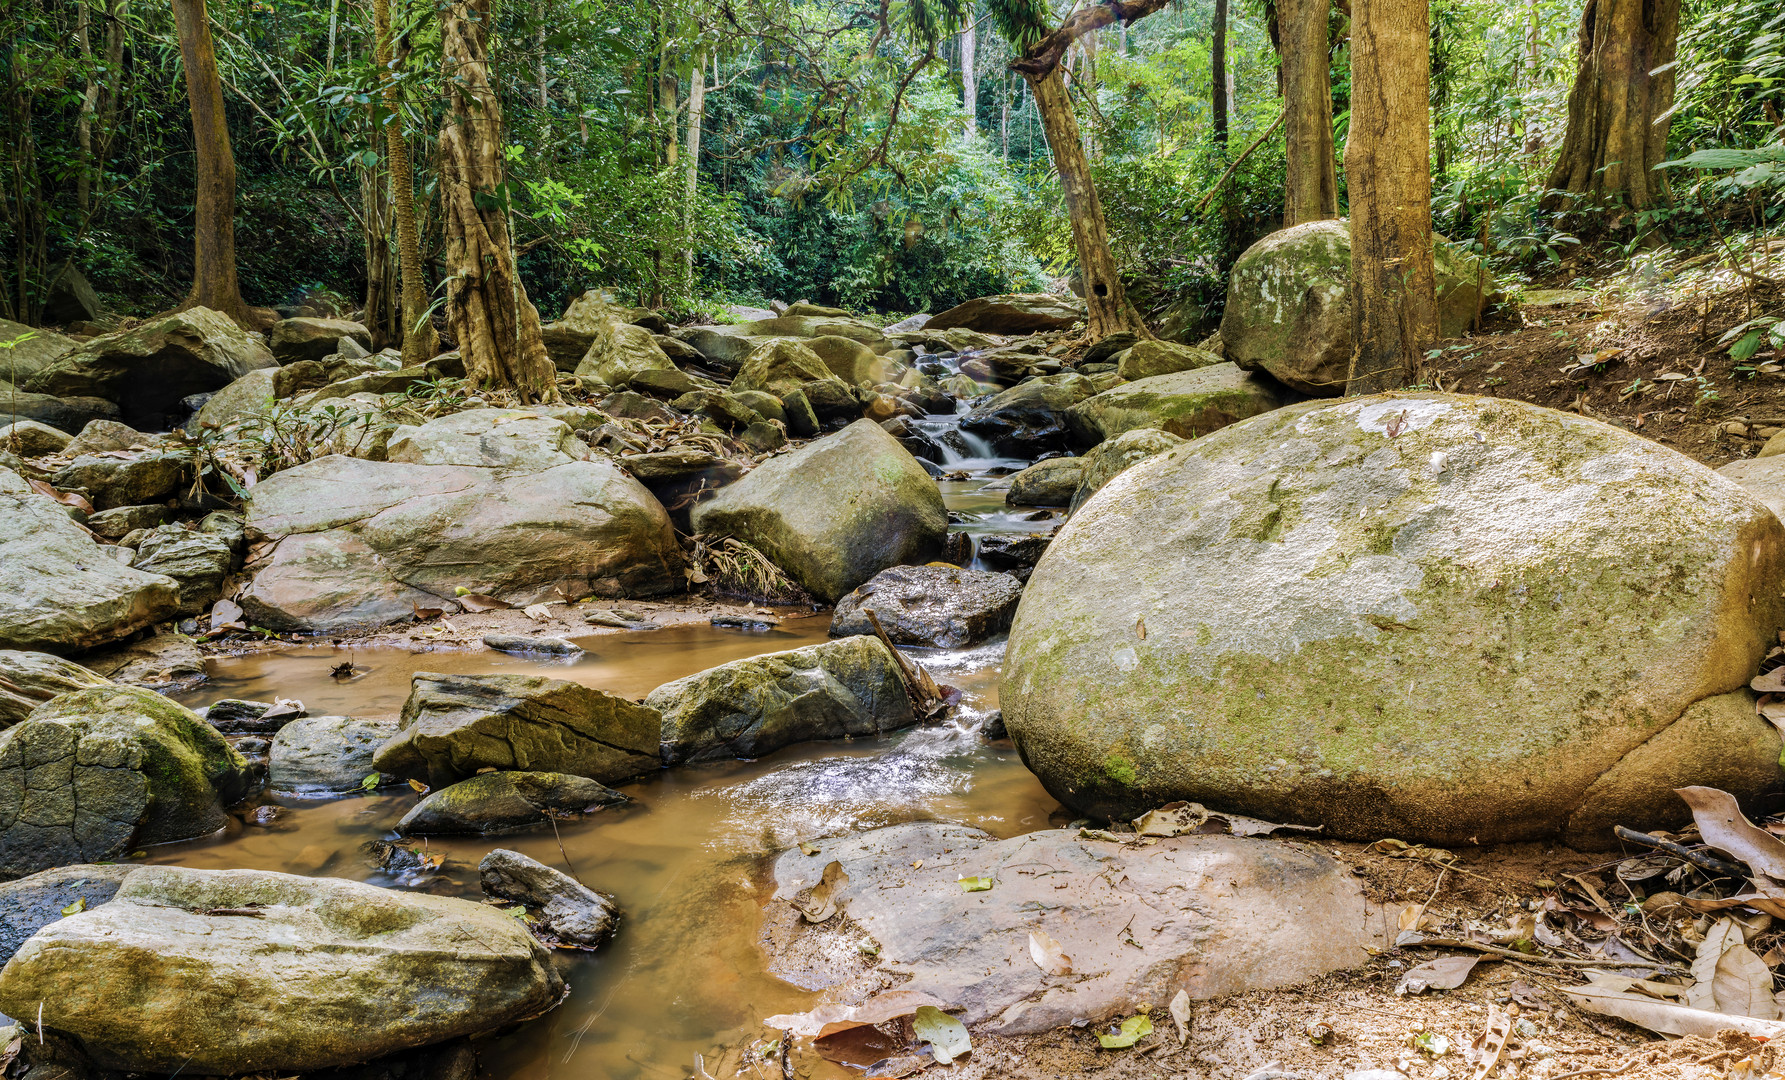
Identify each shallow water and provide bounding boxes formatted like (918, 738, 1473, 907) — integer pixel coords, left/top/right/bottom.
(142, 620, 1053, 1080)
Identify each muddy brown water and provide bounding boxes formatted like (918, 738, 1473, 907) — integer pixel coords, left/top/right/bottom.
(145, 622, 1054, 1080)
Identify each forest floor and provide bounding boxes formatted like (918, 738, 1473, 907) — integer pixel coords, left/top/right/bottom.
(1431, 244, 1785, 468)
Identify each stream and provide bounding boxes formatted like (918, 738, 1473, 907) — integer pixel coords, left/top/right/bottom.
(138, 463, 1063, 1080)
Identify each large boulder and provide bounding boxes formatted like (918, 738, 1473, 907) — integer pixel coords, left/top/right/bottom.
(0, 866, 565, 1074)
(81, 634, 207, 694)
(831, 565, 1024, 648)
(396, 770, 626, 836)
(129, 524, 234, 616)
(1220, 220, 1497, 396)
(383, 408, 590, 471)
(1114, 339, 1221, 381)
(373, 671, 662, 787)
(0, 686, 251, 879)
(671, 325, 760, 370)
(0, 319, 76, 383)
(269, 714, 402, 794)
(0, 474, 181, 653)
(268, 317, 372, 365)
(612, 448, 745, 529)
(1069, 428, 1185, 514)
(648, 635, 914, 764)
(48, 446, 194, 511)
(25, 307, 276, 428)
(192, 367, 277, 431)
(806, 335, 884, 385)
(1066, 362, 1292, 445)
(0, 384, 119, 434)
(574, 322, 677, 386)
(0, 650, 112, 728)
(926, 293, 1085, 334)
(1005, 456, 1083, 507)
(691, 420, 947, 603)
(730, 338, 852, 402)
(0, 864, 137, 967)
(1717, 457, 1785, 523)
(765, 823, 1382, 1033)
(959, 373, 1097, 456)
(43, 266, 107, 327)
(1004, 394, 1785, 848)
(240, 453, 681, 631)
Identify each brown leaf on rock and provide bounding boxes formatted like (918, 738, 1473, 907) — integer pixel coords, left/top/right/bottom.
(1753, 669, 1785, 694)
(1689, 917, 1780, 1019)
(762, 989, 946, 1039)
(27, 478, 93, 513)
(1028, 930, 1072, 976)
(794, 860, 849, 923)
(456, 592, 512, 612)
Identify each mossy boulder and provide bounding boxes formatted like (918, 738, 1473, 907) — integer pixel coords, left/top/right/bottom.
(0, 866, 564, 1074)
(1003, 394, 1785, 849)
(959, 373, 1098, 456)
(1069, 428, 1184, 514)
(926, 293, 1085, 334)
(268, 317, 371, 365)
(648, 635, 914, 764)
(831, 565, 1024, 648)
(574, 322, 677, 385)
(730, 338, 852, 401)
(0, 320, 76, 383)
(0, 686, 251, 879)
(373, 671, 662, 788)
(1067, 362, 1293, 445)
(1114, 340, 1222, 381)
(269, 714, 403, 794)
(807, 335, 885, 385)
(1004, 456, 1083, 507)
(1220, 220, 1497, 396)
(49, 447, 195, 510)
(691, 419, 947, 602)
(25, 306, 276, 428)
(192, 367, 278, 431)
(396, 770, 626, 836)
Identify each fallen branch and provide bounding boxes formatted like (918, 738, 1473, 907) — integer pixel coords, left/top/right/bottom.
(1193, 111, 1287, 216)
(1397, 933, 1686, 972)
(1612, 826, 1746, 878)
(862, 608, 943, 715)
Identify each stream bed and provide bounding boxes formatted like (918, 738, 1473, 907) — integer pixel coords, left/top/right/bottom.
(129, 467, 1061, 1080)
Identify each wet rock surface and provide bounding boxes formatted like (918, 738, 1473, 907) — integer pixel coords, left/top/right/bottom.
(830, 565, 1024, 648)
(649, 635, 914, 764)
(0, 866, 565, 1074)
(0, 650, 113, 728)
(480, 847, 618, 947)
(0, 686, 250, 880)
(374, 671, 662, 787)
(269, 714, 402, 794)
(397, 770, 626, 836)
(765, 823, 1384, 1033)
(0, 864, 137, 966)
(1066, 361, 1292, 444)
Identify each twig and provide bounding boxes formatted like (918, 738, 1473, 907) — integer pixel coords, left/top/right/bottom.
(548, 814, 581, 885)
(1612, 826, 1747, 878)
(1548, 1062, 1635, 1080)
(1398, 935, 1685, 971)
(1193, 111, 1286, 215)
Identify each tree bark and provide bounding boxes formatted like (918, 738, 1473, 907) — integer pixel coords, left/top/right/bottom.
(1344, 0, 1437, 394)
(375, 0, 437, 362)
(682, 45, 706, 293)
(438, 0, 558, 402)
(1212, 0, 1230, 149)
(360, 161, 398, 350)
(172, 0, 255, 326)
(1542, 0, 1680, 223)
(1279, 0, 1339, 225)
(1523, 0, 1544, 163)
(76, 0, 97, 217)
(1025, 69, 1147, 340)
(961, 20, 977, 134)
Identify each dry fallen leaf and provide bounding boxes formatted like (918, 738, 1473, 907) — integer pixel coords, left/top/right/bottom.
(1169, 989, 1191, 1047)
(762, 989, 946, 1039)
(455, 591, 512, 612)
(1396, 954, 1481, 995)
(794, 861, 849, 923)
(1028, 930, 1072, 976)
(1676, 786, 1785, 883)
(522, 602, 556, 621)
(1690, 917, 1780, 1019)
(1565, 978, 1785, 1039)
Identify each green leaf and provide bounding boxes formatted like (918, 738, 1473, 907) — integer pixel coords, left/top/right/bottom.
(958, 876, 994, 892)
(60, 897, 86, 916)
(1733, 329, 1765, 363)
(912, 1006, 972, 1064)
(360, 773, 381, 791)
(1098, 1014, 1154, 1049)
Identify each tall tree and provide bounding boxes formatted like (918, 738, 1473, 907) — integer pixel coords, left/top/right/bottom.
(172, 0, 256, 326)
(374, 0, 437, 362)
(1542, 0, 1680, 225)
(961, 17, 978, 134)
(1212, 0, 1229, 149)
(1001, 0, 1171, 341)
(1343, 0, 1437, 394)
(1278, 0, 1339, 225)
(438, 0, 558, 402)
(681, 43, 707, 292)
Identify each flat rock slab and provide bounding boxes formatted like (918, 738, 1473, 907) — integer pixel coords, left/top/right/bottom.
(767, 823, 1385, 1035)
(0, 864, 136, 967)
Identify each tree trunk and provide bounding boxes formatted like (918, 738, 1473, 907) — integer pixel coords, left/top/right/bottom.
(438, 0, 558, 403)
(1343, 0, 1437, 395)
(1212, 0, 1230, 149)
(1001, 73, 1011, 157)
(1523, 0, 1544, 163)
(1542, 0, 1680, 223)
(682, 45, 706, 293)
(375, 0, 437, 363)
(652, 44, 677, 307)
(961, 20, 977, 134)
(172, 0, 255, 326)
(1025, 69, 1148, 340)
(1280, 0, 1339, 225)
(360, 161, 398, 350)
(76, 0, 97, 217)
